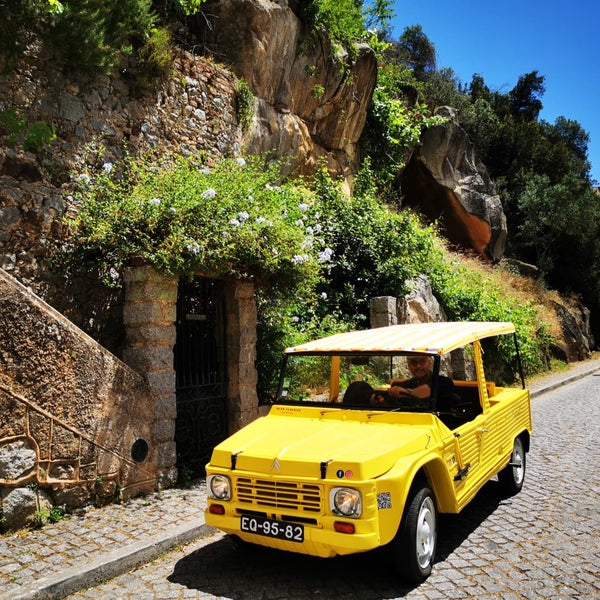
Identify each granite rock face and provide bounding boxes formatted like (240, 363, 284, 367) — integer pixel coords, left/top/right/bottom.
(402, 107, 507, 260)
(196, 0, 377, 184)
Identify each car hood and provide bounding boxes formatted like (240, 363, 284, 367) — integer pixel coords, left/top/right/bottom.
(208, 405, 440, 480)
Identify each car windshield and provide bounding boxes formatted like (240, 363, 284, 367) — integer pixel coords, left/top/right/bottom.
(275, 352, 456, 412)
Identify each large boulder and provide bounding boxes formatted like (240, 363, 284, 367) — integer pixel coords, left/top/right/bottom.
(1, 486, 52, 530)
(397, 275, 447, 324)
(195, 0, 377, 184)
(401, 107, 507, 260)
(550, 300, 593, 362)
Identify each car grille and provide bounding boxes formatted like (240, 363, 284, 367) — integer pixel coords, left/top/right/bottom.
(235, 477, 322, 513)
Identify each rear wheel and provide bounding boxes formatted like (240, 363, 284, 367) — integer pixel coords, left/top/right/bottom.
(392, 485, 437, 583)
(498, 436, 526, 495)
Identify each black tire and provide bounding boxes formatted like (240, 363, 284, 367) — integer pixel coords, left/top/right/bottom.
(498, 436, 526, 495)
(392, 485, 437, 583)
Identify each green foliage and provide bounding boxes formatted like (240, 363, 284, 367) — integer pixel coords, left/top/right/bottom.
(137, 26, 173, 78)
(170, 0, 207, 15)
(23, 121, 57, 152)
(68, 152, 553, 396)
(31, 506, 67, 529)
(393, 24, 436, 76)
(0, 0, 169, 75)
(300, 0, 394, 62)
(434, 261, 551, 378)
(361, 64, 446, 195)
(0, 109, 56, 153)
(0, 109, 27, 141)
(301, 0, 365, 50)
(67, 154, 322, 291)
(234, 79, 255, 132)
(512, 172, 600, 293)
(313, 166, 446, 324)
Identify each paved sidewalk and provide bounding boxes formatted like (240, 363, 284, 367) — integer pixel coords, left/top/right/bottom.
(1, 357, 599, 600)
(0, 483, 214, 600)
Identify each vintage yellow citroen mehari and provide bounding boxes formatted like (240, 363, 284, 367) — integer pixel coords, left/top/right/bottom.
(205, 321, 532, 582)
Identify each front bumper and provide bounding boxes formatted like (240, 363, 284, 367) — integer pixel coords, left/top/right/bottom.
(205, 506, 382, 557)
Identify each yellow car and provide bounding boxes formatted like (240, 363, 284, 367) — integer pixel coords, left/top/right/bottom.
(205, 322, 532, 582)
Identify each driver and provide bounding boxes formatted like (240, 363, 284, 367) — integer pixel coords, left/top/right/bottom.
(371, 355, 454, 406)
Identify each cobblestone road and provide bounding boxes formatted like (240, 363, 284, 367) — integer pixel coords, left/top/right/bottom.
(67, 374, 600, 600)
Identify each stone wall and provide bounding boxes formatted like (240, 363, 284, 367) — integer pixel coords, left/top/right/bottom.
(121, 267, 259, 488)
(0, 42, 242, 351)
(0, 37, 261, 522)
(0, 268, 156, 529)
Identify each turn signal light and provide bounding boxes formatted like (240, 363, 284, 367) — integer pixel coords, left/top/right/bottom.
(334, 521, 355, 534)
(209, 504, 225, 515)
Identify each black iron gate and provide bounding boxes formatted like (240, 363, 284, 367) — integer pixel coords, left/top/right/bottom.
(174, 277, 228, 478)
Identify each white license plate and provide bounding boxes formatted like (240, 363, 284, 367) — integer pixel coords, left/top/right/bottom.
(240, 515, 304, 542)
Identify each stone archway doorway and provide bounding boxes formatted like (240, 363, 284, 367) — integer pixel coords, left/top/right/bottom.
(174, 277, 229, 478)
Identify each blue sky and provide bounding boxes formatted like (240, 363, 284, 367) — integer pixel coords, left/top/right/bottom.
(389, 0, 600, 184)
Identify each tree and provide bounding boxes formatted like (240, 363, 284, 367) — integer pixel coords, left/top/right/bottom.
(468, 74, 492, 103)
(509, 71, 545, 121)
(390, 25, 436, 78)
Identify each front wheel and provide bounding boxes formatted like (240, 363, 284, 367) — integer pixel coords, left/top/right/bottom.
(392, 485, 437, 583)
(498, 436, 526, 495)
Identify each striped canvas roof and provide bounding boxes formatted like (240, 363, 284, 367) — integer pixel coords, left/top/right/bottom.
(285, 321, 516, 356)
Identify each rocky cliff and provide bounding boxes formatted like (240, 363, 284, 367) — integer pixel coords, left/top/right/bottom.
(196, 0, 377, 187)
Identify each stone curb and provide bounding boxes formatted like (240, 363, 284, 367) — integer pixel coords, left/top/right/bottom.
(0, 522, 217, 600)
(529, 361, 600, 399)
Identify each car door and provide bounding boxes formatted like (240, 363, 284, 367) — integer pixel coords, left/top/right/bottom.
(441, 412, 486, 510)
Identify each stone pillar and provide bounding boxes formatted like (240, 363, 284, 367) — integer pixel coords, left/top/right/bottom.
(225, 280, 259, 433)
(370, 296, 398, 328)
(123, 266, 178, 488)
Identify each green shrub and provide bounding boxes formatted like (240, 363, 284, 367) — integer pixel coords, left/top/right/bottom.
(67, 153, 553, 396)
(0, 0, 164, 75)
(234, 79, 255, 132)
(0, 109, 56, 153)
(67, 154, 322, 291)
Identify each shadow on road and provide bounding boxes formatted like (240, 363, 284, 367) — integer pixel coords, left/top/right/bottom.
(168, 480, 506, 599)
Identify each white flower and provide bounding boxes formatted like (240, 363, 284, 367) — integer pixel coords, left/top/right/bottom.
(292, 254, 310, 265)
(318, 248, 334, 262)
(229, 218, 241, 227)
(199, 166, 211, 175)
(321, 292, 328, 300)
(295, 219, 304, 227)
(103, 162, 114, 173)
(236, 157, 246, 166)
(170, 207, 177, 213)
(201, 188, 217, 199)
(306, 226, 314, 234)
(149, 198, 161, 206)
(186, 242, 201, 255)
(76, 173, 91, 184)
(298, 203, 309, 212)
(255, 217, 267, 224)
(292, 316, 300, 322)
(265, 184, 274, 191)
(238, 211, 250, 222)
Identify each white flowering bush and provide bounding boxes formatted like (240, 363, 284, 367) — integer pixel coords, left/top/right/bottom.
(68, 154, 323, 290)
(68, 154, 551, 398)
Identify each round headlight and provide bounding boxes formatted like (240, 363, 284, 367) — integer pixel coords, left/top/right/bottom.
(330, 487, 362, 517)
(208, 474, 231, 500)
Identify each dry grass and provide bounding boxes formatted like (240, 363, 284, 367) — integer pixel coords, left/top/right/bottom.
(444, 248, 564, 339)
